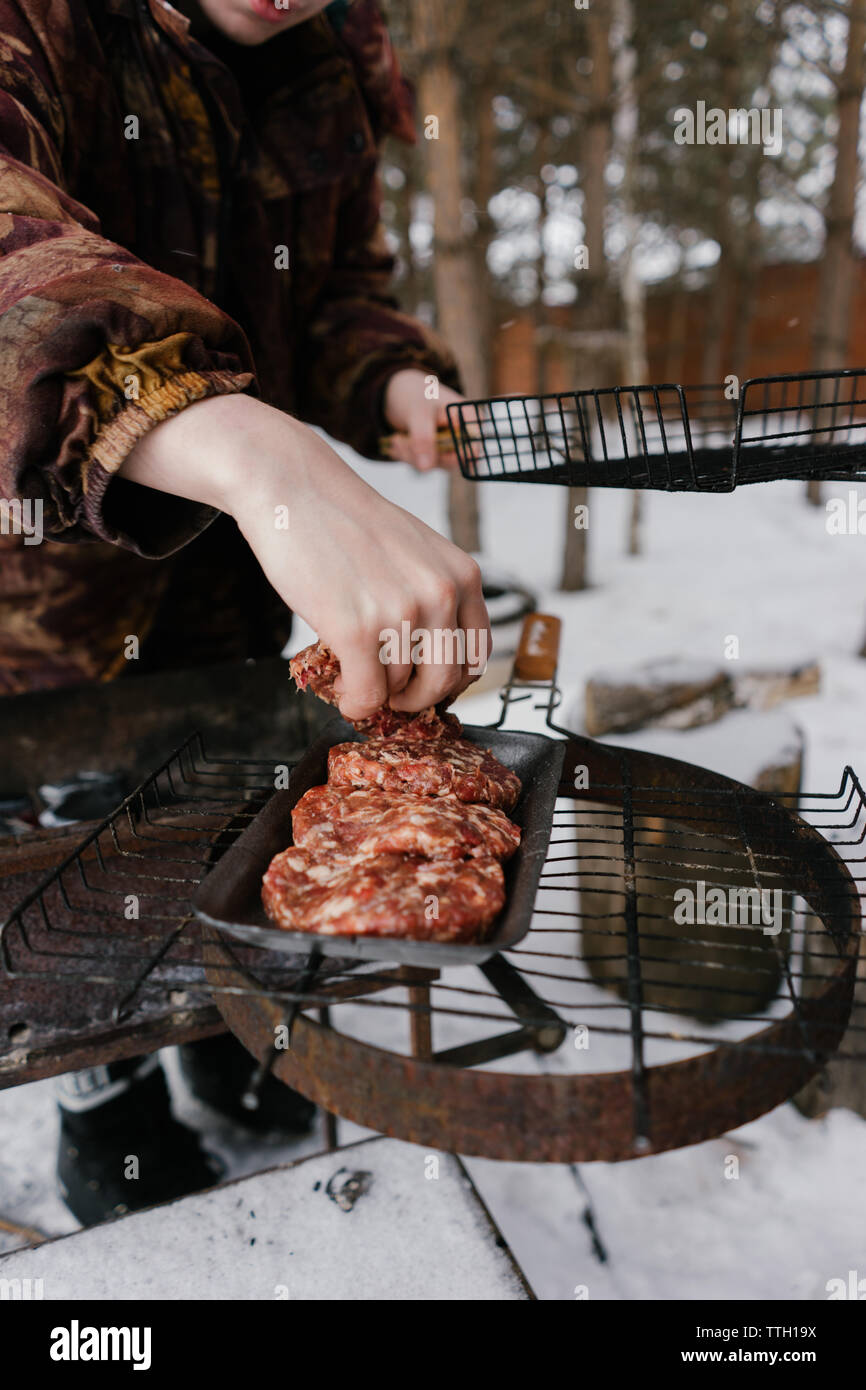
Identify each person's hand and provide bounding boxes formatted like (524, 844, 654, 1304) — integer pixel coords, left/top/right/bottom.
(119, 393, 490, 721)
(383, 368, 463, 472)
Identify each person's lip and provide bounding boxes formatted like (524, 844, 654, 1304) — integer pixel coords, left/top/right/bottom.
(247, 0, 294, 23)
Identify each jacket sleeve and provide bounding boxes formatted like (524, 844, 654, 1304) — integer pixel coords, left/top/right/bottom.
(297, 0, 461, 459)
(298, 163, 461, 460)
(0, 2, 256, 558)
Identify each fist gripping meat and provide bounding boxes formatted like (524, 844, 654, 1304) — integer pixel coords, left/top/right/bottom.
(267, 640, 524, 945)
(289, 641, 461, 739)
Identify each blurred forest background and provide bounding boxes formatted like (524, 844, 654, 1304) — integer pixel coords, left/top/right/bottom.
(379, 0, 866, 586)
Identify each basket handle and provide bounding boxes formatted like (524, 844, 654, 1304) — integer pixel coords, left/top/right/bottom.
(512, 612, 562, 684)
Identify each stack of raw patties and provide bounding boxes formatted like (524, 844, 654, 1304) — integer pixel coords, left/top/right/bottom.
(261, 642, 522, 944)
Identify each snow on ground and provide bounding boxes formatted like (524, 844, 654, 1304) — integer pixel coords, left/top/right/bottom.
(344, 452, 866, 796)
(1, 452, 865, 1297)
(0, 1137, 531, 1301)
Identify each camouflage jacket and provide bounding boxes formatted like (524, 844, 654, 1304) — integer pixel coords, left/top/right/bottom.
(0, 0, 458, 692)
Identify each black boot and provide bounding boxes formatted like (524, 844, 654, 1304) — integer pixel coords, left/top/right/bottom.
(56, 1055, 223, 1226)
(178, 1033, 316, 1135)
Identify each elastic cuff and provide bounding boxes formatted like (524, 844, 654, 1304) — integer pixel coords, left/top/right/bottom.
(86, 368, 254, 479)
(79, 367, 254, 557)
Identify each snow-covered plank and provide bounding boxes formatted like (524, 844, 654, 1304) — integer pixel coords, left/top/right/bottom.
(0, 1137, 532, 1301)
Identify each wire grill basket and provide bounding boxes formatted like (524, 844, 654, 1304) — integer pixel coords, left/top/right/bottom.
(447, 369, 866, 491)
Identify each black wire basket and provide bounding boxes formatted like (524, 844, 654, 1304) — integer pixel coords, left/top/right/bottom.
(447, 368, 866, 491)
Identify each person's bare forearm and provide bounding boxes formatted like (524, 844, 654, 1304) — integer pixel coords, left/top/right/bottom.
(119, 394, 490, 719)
(118, 393, 301, 511)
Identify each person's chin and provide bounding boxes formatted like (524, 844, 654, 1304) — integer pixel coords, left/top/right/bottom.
(223, 19, 281, 43)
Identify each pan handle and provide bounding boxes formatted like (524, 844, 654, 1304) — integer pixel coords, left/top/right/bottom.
(511, 612, 562, 684)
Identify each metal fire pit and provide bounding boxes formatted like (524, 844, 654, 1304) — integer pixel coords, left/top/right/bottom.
(202, 734, 861, 1162)
(1, 652, 862, 1162)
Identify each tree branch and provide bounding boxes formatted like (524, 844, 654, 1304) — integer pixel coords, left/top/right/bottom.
(498, 65, 589, 117)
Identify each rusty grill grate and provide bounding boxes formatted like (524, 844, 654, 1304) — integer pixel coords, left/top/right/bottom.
(0, 717, 861, 1162)
(0, 730, 863, 1160)
(448, 368, 866, 490)
(1, 732, 862, 1040)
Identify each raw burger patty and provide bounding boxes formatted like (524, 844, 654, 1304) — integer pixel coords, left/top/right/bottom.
(289, 640, 461, 740)
(327, 737, 521, 811)
(261, 848, 505, 943)
(292, 785, 521, 862)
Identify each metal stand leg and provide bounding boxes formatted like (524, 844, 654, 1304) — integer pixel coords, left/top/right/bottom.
(397, 966, 438, 1060)
(318, 1005, 339, 1150)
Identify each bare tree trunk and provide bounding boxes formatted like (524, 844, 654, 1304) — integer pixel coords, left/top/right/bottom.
(699, 2, 742, 388)
(391, 145, 421, 317)
(730, 184, 762, 374)
(622, 248, 647, 557)
(613, 0, 647, 557)
(472, 77, 497, 350)
(560, 0, 613, 592)
(664, 273, 688, 383)
(809, 0, 866, 507)
(410, 0, 482, 552)
(560, 482, 589, 590)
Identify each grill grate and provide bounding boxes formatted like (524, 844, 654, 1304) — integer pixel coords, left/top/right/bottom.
(447, 368, 866, 490)
(1, 730, 863, 1160)
(1, 732, 862, 1048)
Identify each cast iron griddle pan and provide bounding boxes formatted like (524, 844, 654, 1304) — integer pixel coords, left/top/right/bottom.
(193, 718, 565, 968)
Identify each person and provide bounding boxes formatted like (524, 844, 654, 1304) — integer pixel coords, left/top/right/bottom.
(0, 0, 491, 1223)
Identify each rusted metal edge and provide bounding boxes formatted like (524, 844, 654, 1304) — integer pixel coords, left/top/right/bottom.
(0, 1006, 225, 1091)
(205, 928, 856, 1163)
